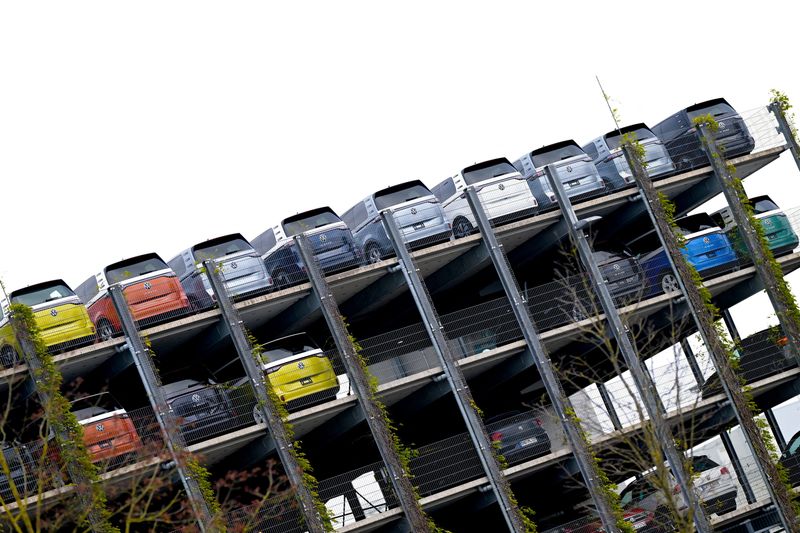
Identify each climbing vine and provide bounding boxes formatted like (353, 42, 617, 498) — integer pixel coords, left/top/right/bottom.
(9, 303, 118, 532)
(771, 89, 799, 146)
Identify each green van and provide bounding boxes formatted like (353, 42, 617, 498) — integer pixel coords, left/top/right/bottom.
(712, 195, 799, 258)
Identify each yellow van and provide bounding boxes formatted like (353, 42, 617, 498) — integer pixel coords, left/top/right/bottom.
(0, 280, 96, 368)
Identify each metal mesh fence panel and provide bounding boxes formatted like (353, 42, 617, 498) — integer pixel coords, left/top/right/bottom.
(317, 461, 398, 529)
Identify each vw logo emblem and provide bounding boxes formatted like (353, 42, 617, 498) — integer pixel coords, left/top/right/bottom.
(718, 121, 726, 128)
(191, 393, 201, 403)
(763, 218, 773, 226)
(498, 183, 505, 191)
(297, 362, 305, 370)
(613, 264, 621, 270)
(230, 262, 238, 269)
(96, 423, 105, 432)
(319, 234, 327, 242)
(703, 237, 711, 244)
(143, 282, 152, 290)
(410, 208, 418, 215)
(566, 165, 573, 173)
(50, 309, 58, 317)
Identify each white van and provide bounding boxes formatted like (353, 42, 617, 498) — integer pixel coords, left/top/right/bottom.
(431, 158, 538, 238)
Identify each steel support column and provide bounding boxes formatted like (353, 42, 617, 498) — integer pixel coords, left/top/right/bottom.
(10, 316, 111, 532)
(108, 286, 215, 532)
(720, 430, 757, 505)
(544, 165, 712, 532)
(595, 382, 623, 433)
(381, 210, 527, 533)
(621, 141, 797, 530)
(463, 186, 621, 532)
(763, 408, 787, 454)
(295, 233, 430, 533)
(769, 101, 800, 173)
(203, 262, 328, 533)
(679, 339, 706, 389)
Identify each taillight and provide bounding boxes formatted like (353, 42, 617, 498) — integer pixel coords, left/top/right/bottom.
(266, 365, 281, 374)
(777, 336, 789, 347)
(534, 418, 542, 427)
(491, 432, 503, 442)
(720, 466, 730, 475)
(604, 150, 624, 162)
(673, 484, 680, 494)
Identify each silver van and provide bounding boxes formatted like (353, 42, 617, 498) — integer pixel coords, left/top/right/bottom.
(252, 207, 362, 286)
(582, 123, 675, 189)
(513, 140, 605, 209)
(342, 180, 452, 264)
(168, 233, 273, 309)
(431, 158, 538, 238)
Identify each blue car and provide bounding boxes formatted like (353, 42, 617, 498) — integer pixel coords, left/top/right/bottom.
(626, 213, 738, 297)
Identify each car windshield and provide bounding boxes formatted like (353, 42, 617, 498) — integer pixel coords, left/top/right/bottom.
(752, 197, 780, 214)
(106, 255, 169, 283)
(605, 127, 655, 150)
(530, 144, 585, 168)
(283, 209, 342, 236)
(690, 455, 719, 472)
(374, 183, 432, 210)
(259, 333, 319, 363)
(11, 283, 75, 306)
(462, 161, 518, 185)
(193, 237, 252, 261)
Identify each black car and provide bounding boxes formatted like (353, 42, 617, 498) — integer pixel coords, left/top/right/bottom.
(779, 430, 800, 487)
(162, 379, 254, 445)
(651, 97, 755, 172)
(486, 410, 551, 464)
(701, 327, 794, 398)
(0, 441, 38, 502)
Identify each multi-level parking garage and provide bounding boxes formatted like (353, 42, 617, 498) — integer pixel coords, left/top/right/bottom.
(2, 102, 800, 532)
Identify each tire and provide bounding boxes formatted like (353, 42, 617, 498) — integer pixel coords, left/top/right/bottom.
(452, 217, 474, 239)
(0, 345, 17, 369)
(660, 272, 680, 294)
(273, 270, 292, 289)
(97, 319, 115, 341)
(365, 243, 383, 264)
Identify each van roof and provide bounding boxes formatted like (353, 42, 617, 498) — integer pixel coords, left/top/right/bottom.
(105, 252, 165, 272)
(603, 123, 653, 139)
(191, 233, 249, 252)
(373, 179, 430, 197)
(461, 157, 514, 175)
(529, 139, 581, 156)
(686, 97, 732, 113)
(282, 206, 338, 225)
(9, 279, 71, 299)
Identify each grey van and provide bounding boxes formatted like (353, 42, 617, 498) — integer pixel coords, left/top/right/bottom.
(342, 180, 452, 264)
(651, 97, 755, 172)
(252, 207, 362, 286)
(513, 140, 605, 209)
(583, 123, 675, 189)
(168, 233, 273, 309)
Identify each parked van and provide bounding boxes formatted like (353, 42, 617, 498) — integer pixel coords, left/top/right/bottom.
(626, 213, 738, 297)
(431, 158, 538, 238)
(583, 123, 676, 189)
(168, 233, 273, 309)
(76, 253, 190, 340)
(252, 207, 362, 287)
(342, 180, 451, 264)
(651, 97, 755, 172)
(513, 140, 606, 209)
(712, 195, 799, 258)
(0, 280, 96, 368)
(73, 404, 143, 465)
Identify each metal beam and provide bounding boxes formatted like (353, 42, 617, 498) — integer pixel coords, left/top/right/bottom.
(381, 210, 528, 533)
(720, 430, 757, 505)
(109, 285, 215, 532)
(203, 261, 329, 533)
(295, 233, 431, 532)
(464, 186, 621, 532)
(544, 164, 712, 532)
(769, 101, 800, 173)
(680, 339, 707, 389)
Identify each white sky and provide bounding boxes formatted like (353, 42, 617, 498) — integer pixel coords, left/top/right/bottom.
(1, 1, 799, 297)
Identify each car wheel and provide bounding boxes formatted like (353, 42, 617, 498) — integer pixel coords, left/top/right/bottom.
(253, 405, 266, 426)
(453, 218, 474, 239)
(97, 319, 115, 341)
(273, 270, 292, 288)
(365, 243, 382, 264)
(660, 272, 680, 294)
(0, 345, 17, 369)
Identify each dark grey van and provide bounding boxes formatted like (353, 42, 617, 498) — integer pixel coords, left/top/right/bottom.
(252, 207, 362, 286)
(583, 123, 676, 189)
(168, 233, 273, 309)
(651, 97, 755, 172)
(513, 140, 606, 209)
(342, 180, 452, 264)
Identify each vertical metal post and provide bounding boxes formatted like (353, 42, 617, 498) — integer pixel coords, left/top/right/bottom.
(720, 430, 757, 505)
(10, 317, 111, 533)
(544, 165, 712, 532)
(381, 210, 527, 533)
(680, 339, 706, 389)
(294, 234, 431, 532)
(721, 309, 742, 343)
(463, 186, 621, 532)
(109, 286, 214, 532)
(769, 101, 800, 173)
(202, 261, 328, 533)
(699, 122, 800, 365)
(763, 409, 787, 454)
(621, 141, 798, 530)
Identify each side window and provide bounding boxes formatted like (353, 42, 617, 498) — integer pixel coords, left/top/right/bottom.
(252, 230, 277, 255)
(168, 255, 186, 277)
(75, 276, 99, 303)
(432, 179, 456, 202)
(582, 141, 599, 160)
(343, 202, 368, 228)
